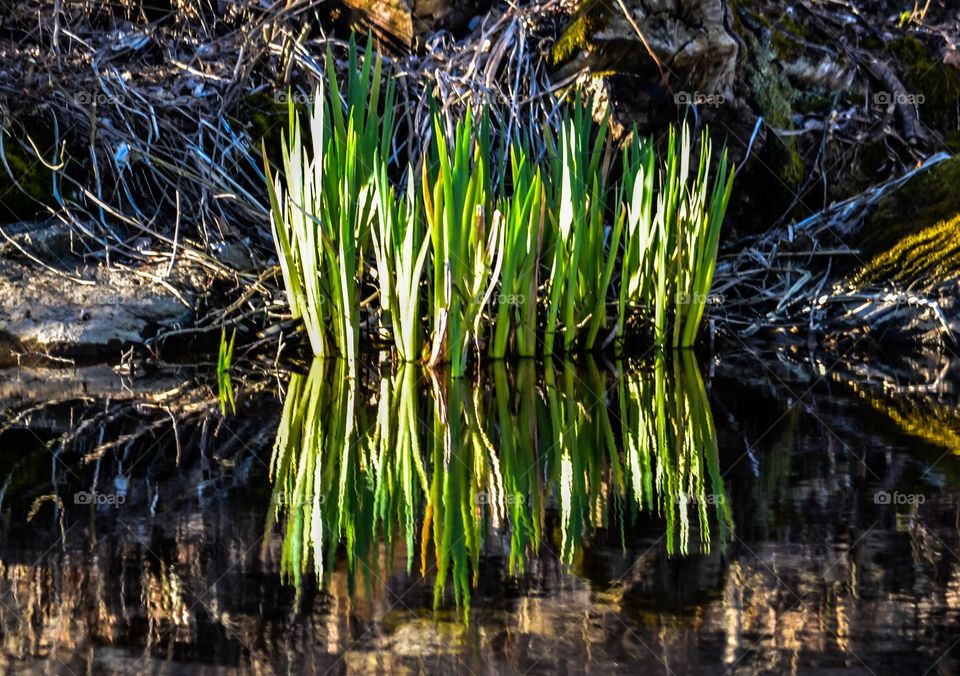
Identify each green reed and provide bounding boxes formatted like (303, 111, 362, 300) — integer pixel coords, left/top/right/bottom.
(265, 34, 394, 364)
(373, 163, 430, 361)
(423, 107, 501, 376)
(543, 98, 613, 354)
(489, 141, 545, 359)
(617, 125, 735, 348)
(681, 135, 734, 347)
(616, 135, 655, 344)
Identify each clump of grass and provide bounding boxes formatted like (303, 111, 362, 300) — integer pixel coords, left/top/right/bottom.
(618, 124, 734, 348)
(217, 327, 236, 415)
(422, 106, 502, 376)
(372, 162, 430, 362)
(543, 97, 615, 354)
(264, 33, 734, 364)
(490, 140, 545, 358)
(264, 34, 394, 365)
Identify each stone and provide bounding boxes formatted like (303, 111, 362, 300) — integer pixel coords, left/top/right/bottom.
(342, 0, 492, 49)
(552, 0, 739, 99)
(0, 258, 193, 366)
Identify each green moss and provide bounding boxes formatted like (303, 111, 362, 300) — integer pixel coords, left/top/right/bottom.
(864, 155, 960, 255)
(769, 15, 808, 61)
(729, 3, 806, 188)
(551, 0, 614, 66)
(887, 36, 960, 142)
(888, 34, 927, 63)
(746, 36, 804, 186)
(857, 137, 890, 175)
(748, 11, 772, 29)
(723, 11, 809, 232)
(837, 136, 890, 197)
(770, 31, 800, 61)
(750, 39, 793, 127)
(793, 88, 833, 115)
(764, 132, 804, 187)
(779, 15, 806, 36)
(245, 90, 308, 145)
(851, 157, 960, 288)
(946, 130, 960, 152)
(854, 214, 960, 287)
(241, 89, 313, 176)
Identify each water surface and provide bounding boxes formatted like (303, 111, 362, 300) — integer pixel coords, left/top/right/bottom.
(0, 354, 958, 674)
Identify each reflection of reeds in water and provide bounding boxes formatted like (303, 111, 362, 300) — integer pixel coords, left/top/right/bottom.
(269, 358, 356, 591)
(619, 352, 735, 556)
(268, 357, 733, 615)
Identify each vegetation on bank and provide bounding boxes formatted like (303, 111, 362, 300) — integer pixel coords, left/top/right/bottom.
(265, 37, 734, 374)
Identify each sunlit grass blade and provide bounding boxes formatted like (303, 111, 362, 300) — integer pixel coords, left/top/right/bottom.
(216, 327, 237, 415)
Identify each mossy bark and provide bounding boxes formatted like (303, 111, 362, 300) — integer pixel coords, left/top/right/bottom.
(859, 156, 960, 260)
(551, 0, 614, 66)
(550, 0, 738, 96)
(852, 157, 960, 290)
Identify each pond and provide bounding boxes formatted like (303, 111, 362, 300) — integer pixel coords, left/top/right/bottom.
(0, 353, 958, 674)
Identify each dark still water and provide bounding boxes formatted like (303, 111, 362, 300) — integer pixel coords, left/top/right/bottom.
(0, 354, 958, 674)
